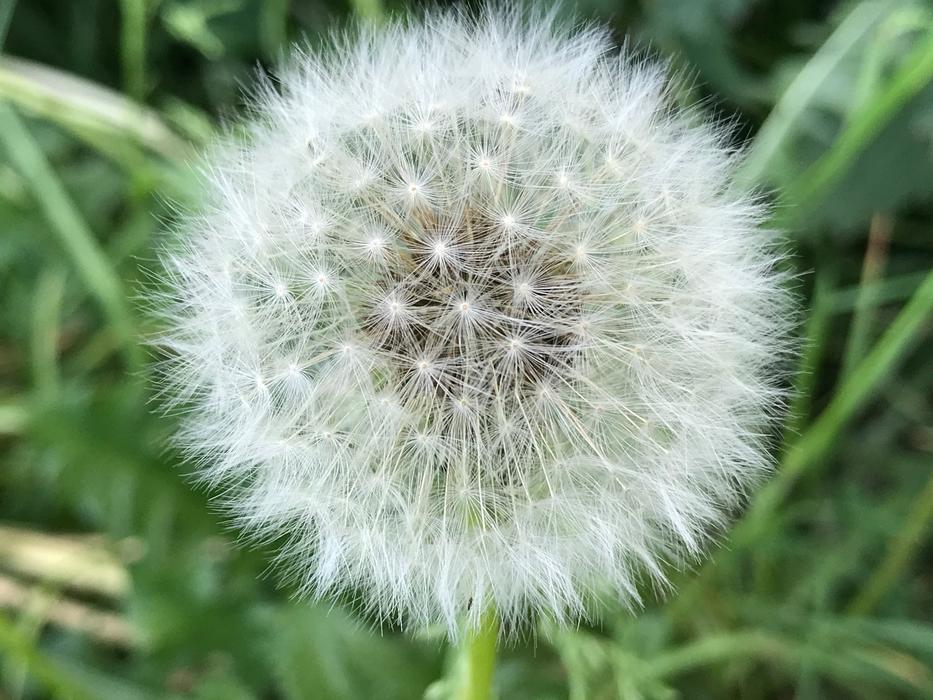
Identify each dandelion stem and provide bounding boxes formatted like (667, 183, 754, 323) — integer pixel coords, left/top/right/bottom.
(458, 607, 499, 700)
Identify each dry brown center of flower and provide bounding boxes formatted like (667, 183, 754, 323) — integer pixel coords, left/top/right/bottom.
(362, 207, 587, 405)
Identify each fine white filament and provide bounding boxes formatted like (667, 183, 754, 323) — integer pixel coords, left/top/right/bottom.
(155, 8, 791, 634)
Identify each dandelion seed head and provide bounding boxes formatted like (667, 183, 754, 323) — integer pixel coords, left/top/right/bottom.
(153, 7, 792, 635)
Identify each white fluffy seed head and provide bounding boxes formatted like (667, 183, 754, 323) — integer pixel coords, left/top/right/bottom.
(153, 7, 792, 636)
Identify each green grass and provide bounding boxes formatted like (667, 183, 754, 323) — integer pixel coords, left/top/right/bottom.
(1, 1, 931, 698)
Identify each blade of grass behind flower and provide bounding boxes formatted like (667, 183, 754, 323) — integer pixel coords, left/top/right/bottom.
(736, 1, 891, 188)
(778, 26, 933, 227)
(0, 56, 187, 160)
(0, 102, 142, 370)
(119, 0, 147, 101)
(848, 473, 933, 615)
(737, 269, 933, 543)
(0, 612, 95, 700)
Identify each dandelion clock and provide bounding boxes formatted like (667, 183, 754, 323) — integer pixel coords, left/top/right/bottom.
(153, 6, 790, 696)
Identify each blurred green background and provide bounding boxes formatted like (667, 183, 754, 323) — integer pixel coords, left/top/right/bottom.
(0, 0, 931, 698)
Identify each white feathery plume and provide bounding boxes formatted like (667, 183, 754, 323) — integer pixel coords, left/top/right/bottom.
(152, 7, 792, 635)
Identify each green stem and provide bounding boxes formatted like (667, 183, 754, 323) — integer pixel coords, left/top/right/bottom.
(458, 608, 499, 700)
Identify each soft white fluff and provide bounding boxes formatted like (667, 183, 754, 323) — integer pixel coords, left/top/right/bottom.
(154, 7, 791, 635)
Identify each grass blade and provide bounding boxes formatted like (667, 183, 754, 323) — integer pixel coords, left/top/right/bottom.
(737, 268, 933, 542)
(0, 56, 186, 160)
(119, 0, 148, 101)
(848, 474, 933, 615)
(0, 102, 142, 369)
(349, 0, 384, 23)
(0, 612, 94, 700)
(30, 267, 66, 397)
(780, 27, 933, 224)
(737, 1, 891, 187)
